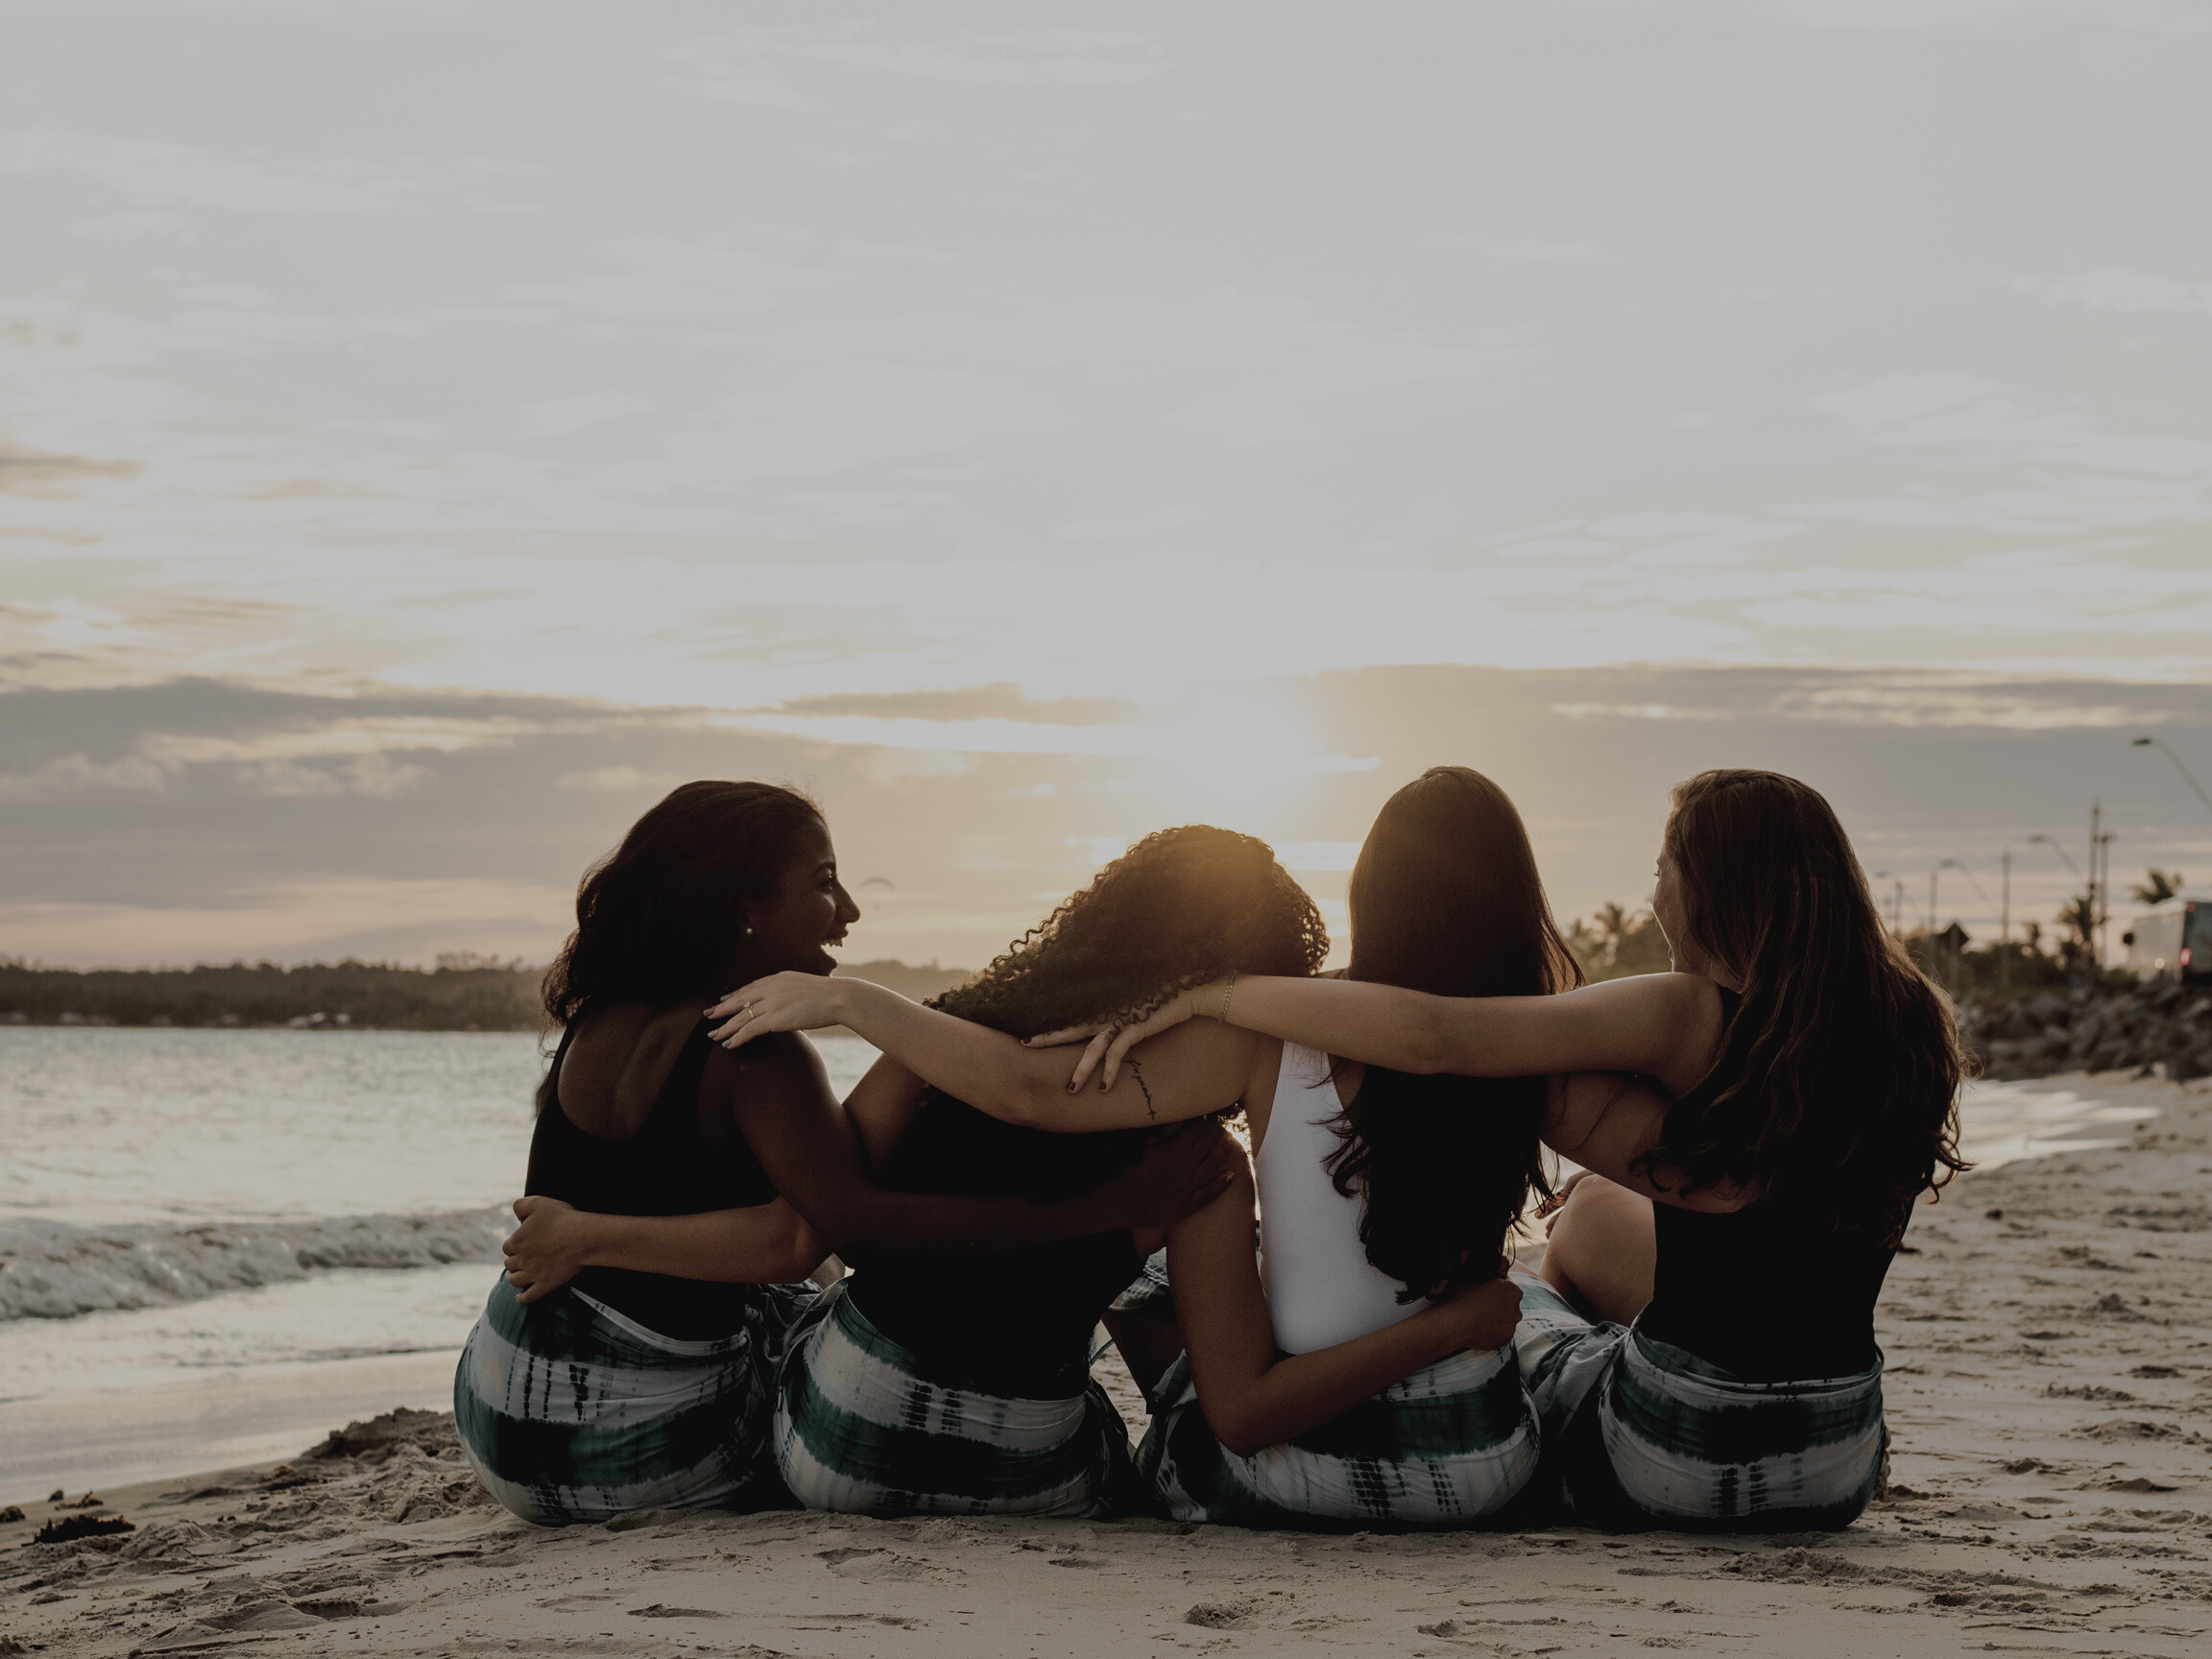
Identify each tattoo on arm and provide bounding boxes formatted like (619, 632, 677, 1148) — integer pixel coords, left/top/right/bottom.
(1125, 1057, 1158, 1122)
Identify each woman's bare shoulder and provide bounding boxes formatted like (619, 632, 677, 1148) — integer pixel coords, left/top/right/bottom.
(559, 1002, 706, 1135)
(700, 1027, 830, 1099)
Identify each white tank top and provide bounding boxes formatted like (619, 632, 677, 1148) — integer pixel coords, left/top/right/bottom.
(1255, 1042, 1422, 1355)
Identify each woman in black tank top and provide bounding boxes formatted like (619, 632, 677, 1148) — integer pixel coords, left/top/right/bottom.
(981, 768, 1967, 1531)
(457, 783, 1239, 1527)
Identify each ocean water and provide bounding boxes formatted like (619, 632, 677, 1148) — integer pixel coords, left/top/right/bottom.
(0, 1027, 2152, 1407)
(0, 1026, 881, 1404)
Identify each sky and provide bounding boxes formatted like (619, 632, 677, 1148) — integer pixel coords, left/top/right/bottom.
(4, 0, 2210, 971)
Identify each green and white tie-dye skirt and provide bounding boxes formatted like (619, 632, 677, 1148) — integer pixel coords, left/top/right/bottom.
(1136, 1338, 1542, 1530)
(772, 1282, 1134, 1519)
(454, 1271, 824, 1526)
(1512, 1270, 1886, 1531)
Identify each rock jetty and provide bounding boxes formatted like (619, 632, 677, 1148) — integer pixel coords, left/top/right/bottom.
(1961, 977, 2212, 1082)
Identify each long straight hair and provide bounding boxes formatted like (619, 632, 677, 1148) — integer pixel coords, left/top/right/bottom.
(1653, 769, 1967, 1241)
(1325, 767, 1582, 1302)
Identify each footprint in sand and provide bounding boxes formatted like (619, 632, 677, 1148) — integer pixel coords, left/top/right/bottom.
(816, 1544, 942, 1581)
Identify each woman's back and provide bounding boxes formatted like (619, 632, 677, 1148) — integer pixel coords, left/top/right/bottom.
(849, 1091, 1141, 1397)
(525, 1010, 778, 1339)
(1255, 1043, 1423, 1354)
(1639, 987, 1896, 1379)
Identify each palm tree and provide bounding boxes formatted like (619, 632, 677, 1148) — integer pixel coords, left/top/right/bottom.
(1594, 901, 1630, 968)
(2056, 893, 2097, 972)
(2130, 869, 2185, 905)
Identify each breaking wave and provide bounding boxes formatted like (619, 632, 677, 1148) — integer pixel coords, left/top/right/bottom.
(0, 1209, 510, 1321)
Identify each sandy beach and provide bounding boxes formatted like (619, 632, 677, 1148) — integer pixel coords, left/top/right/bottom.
(4, 1069, 2208, 1659)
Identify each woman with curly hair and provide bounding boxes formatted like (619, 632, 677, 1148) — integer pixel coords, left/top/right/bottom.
(458, 782, 1234, 1525)
(1005, 769, 1968, 1532)
(711, 772, 1654, 1527)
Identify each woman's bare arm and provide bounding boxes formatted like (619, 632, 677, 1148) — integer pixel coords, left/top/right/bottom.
(1044, 973, 1724, 1100)
(1166, 1169, 1524, 1457)
(1546, 1071, 1758, 1213)
(706, 974, 1262, 1132)
(502, 1195, 825, 1301)
(844, 1052, 927, 1169)
(722, 1032, 1241, 1255)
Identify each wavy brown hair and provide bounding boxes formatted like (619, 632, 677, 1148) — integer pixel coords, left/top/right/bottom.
(1324, 767, 1583, 1303)
(540, 781, 823, 1034)
(893, 826, 1329, 1200)
(1650, 769, 1968, 1243)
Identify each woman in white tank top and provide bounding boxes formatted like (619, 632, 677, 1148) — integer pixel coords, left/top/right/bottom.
(708, 769, 1668, 1527)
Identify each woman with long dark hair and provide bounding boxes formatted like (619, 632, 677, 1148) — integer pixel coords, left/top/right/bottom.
(709, 770, 1651, 1527)
(1011, 768, 1968, 1531)
(456, 782, 1232, 1525)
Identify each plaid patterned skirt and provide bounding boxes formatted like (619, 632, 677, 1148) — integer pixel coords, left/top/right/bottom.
(1136, 1338, 1541, 1530)
(454, 1271, 823, 1526)
(1512, 1270, 1886, 1531)
(773, 1283, 1133, 1518)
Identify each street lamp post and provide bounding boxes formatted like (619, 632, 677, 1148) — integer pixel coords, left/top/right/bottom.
(2132, 735, 2212, 821)
(2027, 833, 2081, 878)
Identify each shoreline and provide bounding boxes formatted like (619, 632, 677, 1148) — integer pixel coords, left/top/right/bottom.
(0, 1351, 464, 1505)
(1, 1073, 2206, 1655)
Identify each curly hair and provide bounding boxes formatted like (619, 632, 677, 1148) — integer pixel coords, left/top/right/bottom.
(931, 824, 1330, 1039)
(1323, 767, 1582, 1304)
(893, 825, 1329, 1202)
(1650, 769, 1969, 1244)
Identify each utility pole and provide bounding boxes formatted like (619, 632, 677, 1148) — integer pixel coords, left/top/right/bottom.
(2088, 801, 2100, 973)
(2097, 828, 2116, 971)
(2001, 848, 2011, 988)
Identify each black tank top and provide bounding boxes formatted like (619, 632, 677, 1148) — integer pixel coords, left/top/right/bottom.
(524, 1019, 779, 1340)
(848, 1091, 1141, 1399)
(1635, 987, 1896, 1382)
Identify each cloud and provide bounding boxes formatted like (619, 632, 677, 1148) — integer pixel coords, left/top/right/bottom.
(519, 238, 854, 318)
(0, 130, 499, 216)
(1735, 0, 2212, 34)
(517, 394, 655, 439)
(556, 765, 686, 794)
(1798, 376, 2212, 537)
(2026, 269, 2212, 316)
(698, 27, 1163, 86)
(1056, 508, 1213, 541)
(1487, 241, 1596, 262)
(709, 708, 1379, 770)
(0, 698, 553, 802)
(6, 668, 2208, 969)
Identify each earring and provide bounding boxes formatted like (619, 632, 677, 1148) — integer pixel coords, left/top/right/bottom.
(744, 926, 754, 936)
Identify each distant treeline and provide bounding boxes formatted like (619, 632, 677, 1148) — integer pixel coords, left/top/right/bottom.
(1566, 903, 2109, 996)
(0, 956, 973, 1032)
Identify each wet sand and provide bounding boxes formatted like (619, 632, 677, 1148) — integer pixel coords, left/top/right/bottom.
(0, 1352, 462, 1501)
(3, 1069, 2207, 1658)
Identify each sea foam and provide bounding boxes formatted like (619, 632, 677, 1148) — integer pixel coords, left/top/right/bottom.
(0, 1209, 510, 1321)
